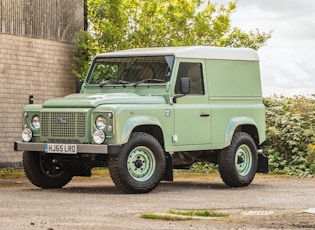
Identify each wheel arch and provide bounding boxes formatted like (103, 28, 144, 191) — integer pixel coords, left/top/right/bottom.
(133, 125, 164, 147)
(121, 116, 165, 147)
(225, 117, 262, 147)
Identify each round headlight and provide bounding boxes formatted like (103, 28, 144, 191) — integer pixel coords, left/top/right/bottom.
(93, 130, 105, 144)
(22, 128, 32, 142)
(95, 116, 106, 130)
(31, 115, 40, 129)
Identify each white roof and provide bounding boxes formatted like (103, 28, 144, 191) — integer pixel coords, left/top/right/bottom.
(96, 46, 259, 61)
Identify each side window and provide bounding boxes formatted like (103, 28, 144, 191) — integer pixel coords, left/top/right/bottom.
(175, 62, 204, 95)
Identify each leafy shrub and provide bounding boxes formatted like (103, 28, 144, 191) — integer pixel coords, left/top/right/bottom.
(189, 162, 218, 173)
(307, 143, 315, 174)
(264, 95, 315, 176)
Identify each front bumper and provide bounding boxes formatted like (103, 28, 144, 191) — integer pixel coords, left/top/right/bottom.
(14, 141, 121, 155)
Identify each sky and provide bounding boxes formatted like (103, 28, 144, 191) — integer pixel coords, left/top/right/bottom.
(211, 0, 315, 96)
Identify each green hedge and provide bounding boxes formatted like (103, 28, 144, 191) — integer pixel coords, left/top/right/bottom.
(264, 95, 315, 176)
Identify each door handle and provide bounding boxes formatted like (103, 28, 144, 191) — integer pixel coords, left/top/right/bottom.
(200, 114, 210, 117)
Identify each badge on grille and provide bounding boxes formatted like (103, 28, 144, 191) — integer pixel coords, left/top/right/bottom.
(56, 117, 68, 123)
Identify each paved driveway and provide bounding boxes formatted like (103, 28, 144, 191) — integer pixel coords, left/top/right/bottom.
(0, 171, 314, 229)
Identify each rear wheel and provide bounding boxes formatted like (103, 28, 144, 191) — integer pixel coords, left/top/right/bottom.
(109, 132, 166, 193)
(218, 132, 258, 187)
(23, 151, 73, 189)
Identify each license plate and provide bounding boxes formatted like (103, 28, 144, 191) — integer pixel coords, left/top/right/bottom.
(45, 143, 77, 154)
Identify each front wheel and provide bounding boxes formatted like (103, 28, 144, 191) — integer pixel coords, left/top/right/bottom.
(23, 151, 73, 189)
(218, 132, 258, 187)
(109, 132, 166, 194)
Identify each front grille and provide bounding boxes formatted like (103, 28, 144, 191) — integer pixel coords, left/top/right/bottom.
(41, 112, 87, 139)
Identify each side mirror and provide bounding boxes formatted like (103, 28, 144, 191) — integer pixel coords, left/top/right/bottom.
(173, 77, 190, 103)
(180, 77, 190, 94)
(76, 79, 83, 93)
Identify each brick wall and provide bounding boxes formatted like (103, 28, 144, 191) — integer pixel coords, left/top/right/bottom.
(0, 34, 77, 167)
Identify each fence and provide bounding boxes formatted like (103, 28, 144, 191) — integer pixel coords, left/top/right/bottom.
(0, 0, 84, 42)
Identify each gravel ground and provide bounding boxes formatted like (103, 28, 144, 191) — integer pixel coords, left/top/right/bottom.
(0, 170, 314, 230)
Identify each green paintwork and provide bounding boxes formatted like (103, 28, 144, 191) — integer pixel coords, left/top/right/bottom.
(20, 46, 265, 154)
(42, 93, 166, 108)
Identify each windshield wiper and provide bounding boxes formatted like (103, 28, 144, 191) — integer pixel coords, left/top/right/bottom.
(133, 78, 165, 87)
(99, 79, 112, 88)
(99, 79, 130, 88)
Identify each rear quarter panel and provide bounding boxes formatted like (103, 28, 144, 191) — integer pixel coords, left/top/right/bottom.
(205, 59, 265, 148)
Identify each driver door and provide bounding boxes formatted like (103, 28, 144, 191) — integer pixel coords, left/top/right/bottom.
(173, 61, 212, 146)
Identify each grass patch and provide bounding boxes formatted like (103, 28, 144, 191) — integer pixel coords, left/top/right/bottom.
(173, 169, 220, 180)
(169, 209, 229, 217)
(91, 167, 110, 176)
(140, 209, 229, 221)
(0, 168, 25, 179)
(140, 213, 192, 221)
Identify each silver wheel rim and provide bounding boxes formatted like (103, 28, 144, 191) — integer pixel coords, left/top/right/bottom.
(127, 146, 156, 181)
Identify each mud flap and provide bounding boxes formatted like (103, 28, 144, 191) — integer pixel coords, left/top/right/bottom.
(162, 152, 173, 181)
(257, 153, 269, 173)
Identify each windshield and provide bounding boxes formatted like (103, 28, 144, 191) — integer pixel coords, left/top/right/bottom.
(87, 56, 174, 85)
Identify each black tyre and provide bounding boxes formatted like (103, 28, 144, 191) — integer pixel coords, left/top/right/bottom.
(218, 132, 258, 187)
(23, 151, 73, 189)
(109, 132, 166, 194)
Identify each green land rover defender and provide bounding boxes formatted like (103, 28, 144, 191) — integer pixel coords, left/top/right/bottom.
(15, 46, 268, 193)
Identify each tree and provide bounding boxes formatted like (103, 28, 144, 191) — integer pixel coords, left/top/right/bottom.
(73, 0, 272, 80)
